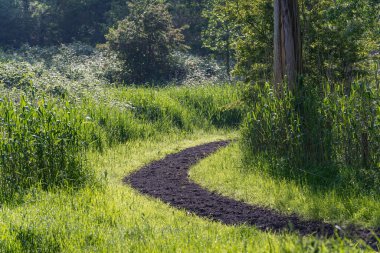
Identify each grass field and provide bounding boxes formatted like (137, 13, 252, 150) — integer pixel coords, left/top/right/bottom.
(190, 142, 380, 228)
(0, 131, 373, 253)
(1, 52, 379, 251)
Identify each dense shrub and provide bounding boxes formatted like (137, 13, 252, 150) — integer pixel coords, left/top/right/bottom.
(0, 43, 123, 99)
(0, 61, 35, 90)
(0, 97, 92, 202)
(171, 52, 227, 85)
(242, 82, 380, 189)
(105, 0, 186, 83)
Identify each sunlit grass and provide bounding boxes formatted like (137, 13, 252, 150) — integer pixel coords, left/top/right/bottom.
(0, 84, 244, 202)
(190, 142, 380, 228)
(0, 132, 371, 252)
(1, 44, 377, 252)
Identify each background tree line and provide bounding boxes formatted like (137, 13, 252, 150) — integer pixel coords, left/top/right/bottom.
(0, 0, 206, 52)
(1, 0, 378, 86)
(204, 0, 379, 86)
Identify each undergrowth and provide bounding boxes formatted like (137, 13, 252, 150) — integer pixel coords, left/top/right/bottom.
(0, 96, 92, 202)
(0, 84, 244, 203)
(242, 82, 380, 194)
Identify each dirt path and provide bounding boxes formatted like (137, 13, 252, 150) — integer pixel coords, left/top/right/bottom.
(124, 140, 379, 250)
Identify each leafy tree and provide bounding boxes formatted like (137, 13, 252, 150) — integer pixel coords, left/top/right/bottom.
(0, 0, 28, 46)
(302, 0, 379, 87)
(105, 0, 186, 83)
(169, 0, 208, 54)
(202, 0, 236, 80)
(0, 0, 112, 46)
(232, 0, 273, 83)
(202, 0, 273, 82)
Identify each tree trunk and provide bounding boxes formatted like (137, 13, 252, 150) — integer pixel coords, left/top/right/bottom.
(273, 0, 302, 93)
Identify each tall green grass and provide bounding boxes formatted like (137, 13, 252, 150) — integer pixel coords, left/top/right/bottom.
(242, 82, 380, 193)
(109, 85, 244, 129)
(0, 96, 92, 202)
(0, 134, 371, 253)
(0, 84, 244, 202)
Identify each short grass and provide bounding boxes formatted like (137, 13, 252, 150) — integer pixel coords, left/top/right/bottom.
(0, 132, 373, 252)
(190, 142, 380, 229)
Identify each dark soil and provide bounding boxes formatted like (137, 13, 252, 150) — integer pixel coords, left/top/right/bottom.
(124, 140, 379, 250)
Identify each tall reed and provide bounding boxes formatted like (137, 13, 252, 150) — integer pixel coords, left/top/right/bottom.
(0, 96, 91, 202)
(242, 82, 380, 190)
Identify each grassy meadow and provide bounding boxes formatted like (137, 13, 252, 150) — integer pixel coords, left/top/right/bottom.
(0, 45, 379, 252)
(190, 143, 380, 228)
(0, 133, 373, 253)
(0, 0, 379, 251)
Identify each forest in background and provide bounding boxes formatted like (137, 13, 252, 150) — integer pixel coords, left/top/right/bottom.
(1, 0, 378, 85)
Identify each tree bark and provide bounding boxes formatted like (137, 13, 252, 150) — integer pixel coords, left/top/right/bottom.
(273, 0, 302, 93)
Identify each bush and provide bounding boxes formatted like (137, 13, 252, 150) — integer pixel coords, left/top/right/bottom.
(0, 43, 123, 100)
(171, 52, 228, 85)
(105, 0, 185, 84)
(0, 61, 35, 90)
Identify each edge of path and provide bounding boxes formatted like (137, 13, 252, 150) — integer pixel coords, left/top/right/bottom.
(124, 140, 380, 250)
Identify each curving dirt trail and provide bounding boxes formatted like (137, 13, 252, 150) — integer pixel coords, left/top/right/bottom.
(124, 140, 379, 250)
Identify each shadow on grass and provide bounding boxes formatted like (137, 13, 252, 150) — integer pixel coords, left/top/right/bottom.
(242, 151, 380, 198)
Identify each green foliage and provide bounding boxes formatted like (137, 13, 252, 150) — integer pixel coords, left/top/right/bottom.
(232, 0, 273, 82)
(242, 83, 302, 164)
(302, 0, 380, 84)
(0, 82, 244, 202)
(203, 0, 379, 84)
(0, 0, 111, 46)
(0, 61, 35, 90)
(169, 0, 209, 54)
(105, 0, 186, 83)
(242, 82, 380, 191)
(0, 43, 123, 98)
(0, 0, 26, 45)
(0, 97, 92, 202)
(0, 0, 210, 57)
(202, 0, 236, 79)
(320, 83, 380, 169)
(202, 0, 273, 81)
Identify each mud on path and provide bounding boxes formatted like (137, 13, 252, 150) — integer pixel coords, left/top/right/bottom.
(124, 141, 379, 250)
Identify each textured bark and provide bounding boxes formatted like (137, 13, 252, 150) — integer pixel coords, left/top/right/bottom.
(273, 0, 302, 92)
